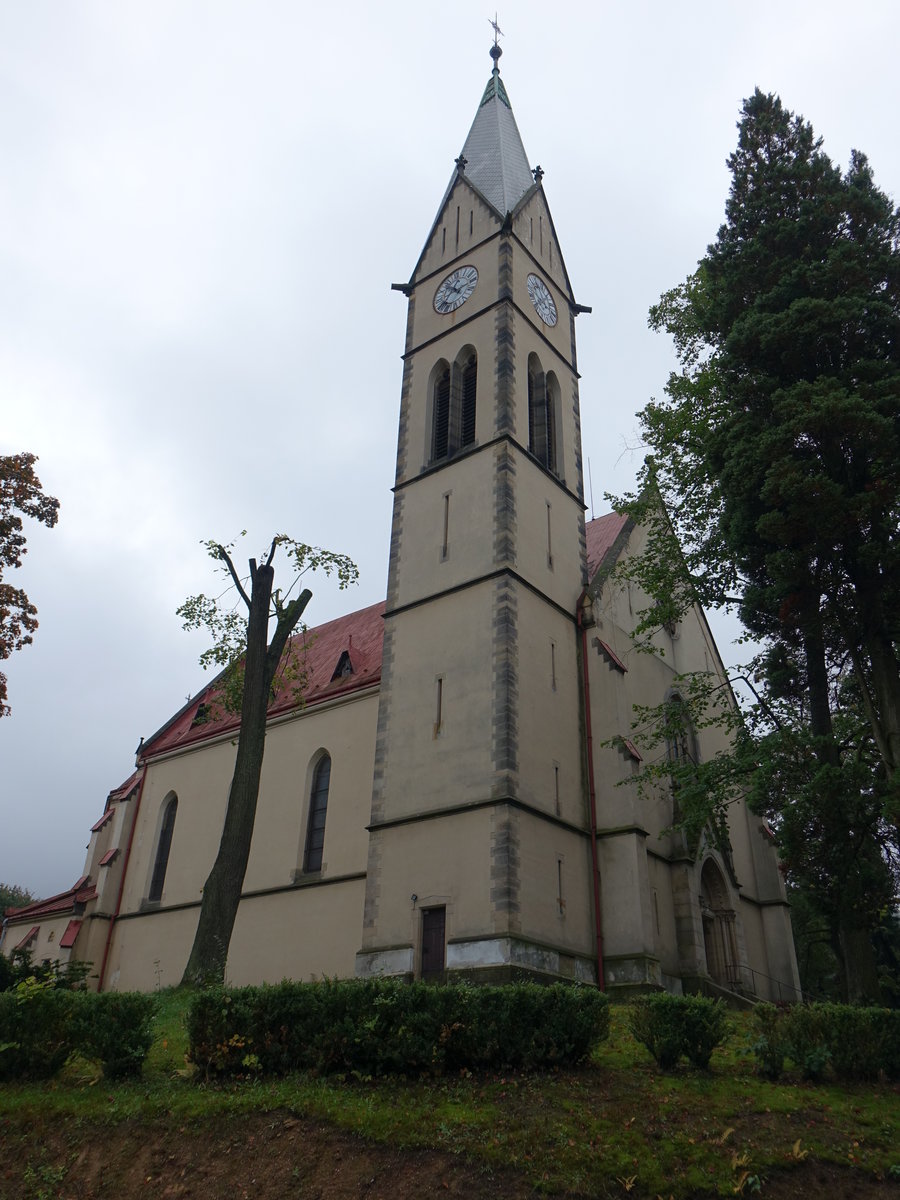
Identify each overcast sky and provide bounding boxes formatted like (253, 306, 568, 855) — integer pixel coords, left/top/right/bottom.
(2, 1, 898, 899)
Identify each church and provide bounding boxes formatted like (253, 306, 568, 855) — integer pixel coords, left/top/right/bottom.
(1, 42, 800, 1003)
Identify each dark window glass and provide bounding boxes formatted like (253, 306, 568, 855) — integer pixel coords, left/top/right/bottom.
(432, 367, 450, 460)
(149, 796, 177, 902)
(303, 755, 331, 873)
(460, 354, 477, 447)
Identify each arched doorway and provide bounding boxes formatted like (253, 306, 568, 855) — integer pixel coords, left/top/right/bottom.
(699, 859, 738, 988)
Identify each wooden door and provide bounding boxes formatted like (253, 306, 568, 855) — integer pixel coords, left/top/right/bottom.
(421, 907, 446, 980)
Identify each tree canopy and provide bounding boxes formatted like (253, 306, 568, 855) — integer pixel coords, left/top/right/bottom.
(0, 453, 60, 716)
(614, 90, 900, 1001)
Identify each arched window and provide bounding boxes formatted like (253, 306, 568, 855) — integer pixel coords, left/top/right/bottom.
(149, 794, 177, 903)
(431, 361, 451, 461)
(665, 695, 697, 767)
(458, 351, 477, 449)
(527, 353, 558, 474)
(429, 350, 477, 463)
(303, 755, 331, 873)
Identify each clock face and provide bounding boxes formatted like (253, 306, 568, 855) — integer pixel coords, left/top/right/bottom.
(434, 265, 478, 314)
(526, 273, 558, 327)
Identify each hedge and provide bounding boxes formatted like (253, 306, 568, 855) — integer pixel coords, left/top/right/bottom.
(0, 981, 158, 1081)
(186, 978, 609, 1078)
(753, 1002, 900, 1081)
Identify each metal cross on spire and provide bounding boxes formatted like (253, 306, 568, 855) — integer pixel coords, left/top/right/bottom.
(489, 12, 504, 69)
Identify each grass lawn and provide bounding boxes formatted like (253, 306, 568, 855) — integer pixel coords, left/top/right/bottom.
(1, 989, 898, 1198)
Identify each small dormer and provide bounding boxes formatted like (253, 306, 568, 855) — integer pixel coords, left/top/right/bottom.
(330, 650, 354, 682)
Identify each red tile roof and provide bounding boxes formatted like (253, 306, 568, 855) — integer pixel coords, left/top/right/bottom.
(585, 512, 630, 580)
(596, 638, 628, 673)
(59, 920, 82, 949)
(91, 810, 114, 833)
(98, 848, 119, 867)
(108, 771, 141, 803)
(14, 926, 39, 951)
(143, 600, 386, 759)
(4, 879, 96, 921)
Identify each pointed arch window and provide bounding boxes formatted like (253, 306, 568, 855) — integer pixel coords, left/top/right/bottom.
(149, 794, 177, 903)
(303, 755, 331, 873)
(460, 352, 477, 448)
(429, 349, 477, 463)
(527, 354, 558, 474)
(431, 363, 451, 461)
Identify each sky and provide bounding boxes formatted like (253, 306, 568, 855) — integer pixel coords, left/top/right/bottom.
(2, 0, 898, 899)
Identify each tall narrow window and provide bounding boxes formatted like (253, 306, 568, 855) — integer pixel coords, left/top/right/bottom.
(149, 795, 177, 902)
(546, 501, 553, 568)
(304, 755, 331, 873)
(441, 493, 450, 560)
(460, 353, 477, 447)
(434, 676, 444, 738)
(431, 364, 451, 461)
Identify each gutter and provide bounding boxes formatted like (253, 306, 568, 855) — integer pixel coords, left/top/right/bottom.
(577, 590, 605, 991)
(97, 765, 147, 991)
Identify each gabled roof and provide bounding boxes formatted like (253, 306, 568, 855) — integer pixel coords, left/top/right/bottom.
(585, 512, 632, 580)
(4, 877, 96, 922)
(141, 600, 386, 759)
(458, 57, 534, 217)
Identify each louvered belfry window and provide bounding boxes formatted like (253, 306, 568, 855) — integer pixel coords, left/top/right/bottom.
(528, 356, 557, 474)
(149, 795, 177, 902)
(432, 366, 451, 461)
(304, 755, 331, 873)
(460, 354, 477, 447)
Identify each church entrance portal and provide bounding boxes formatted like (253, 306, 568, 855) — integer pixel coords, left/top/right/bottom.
(700, 860, 738, 989)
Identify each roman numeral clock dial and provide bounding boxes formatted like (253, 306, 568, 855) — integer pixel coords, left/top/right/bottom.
(433, 265, 479, 314)
(527, 273, 558, 326)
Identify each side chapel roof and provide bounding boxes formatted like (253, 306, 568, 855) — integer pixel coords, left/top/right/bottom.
(4, 877, 96, 922)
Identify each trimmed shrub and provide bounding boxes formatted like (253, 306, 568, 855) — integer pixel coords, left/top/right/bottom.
(186, 979, 609, 1079)
(752, 1004, 787, 1079)
(751, 1003, 900, 1082)
(629, 993, 727, 1070)
(0, 980, 77, 1081)
(0, 983, 159, 1081)
(75, 991, 159, 1079)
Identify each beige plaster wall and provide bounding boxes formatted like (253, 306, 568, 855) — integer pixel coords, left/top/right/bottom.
(227, 878, 368, 986)
(392, 451, 495, 608)
(515, 588, 583, 822)
(4, 915, 77, 966)
(514, 813, 595, 955)
(120, 692, 377, 916)
(416, 178, 500, 287)
(512, 190, 571, 304)
(378, 590, 494, 820)
(365, 808, 495, 953)
(514, 452, 585, 609)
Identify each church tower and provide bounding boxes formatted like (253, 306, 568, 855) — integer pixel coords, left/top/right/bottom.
(357, 40, 599, 983)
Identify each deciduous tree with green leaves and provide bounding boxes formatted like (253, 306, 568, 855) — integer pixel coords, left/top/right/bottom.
(178, 534, 358, 987)
(0, 453, 59, 716)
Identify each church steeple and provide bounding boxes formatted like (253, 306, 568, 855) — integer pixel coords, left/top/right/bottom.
(456, 41, 534, 217)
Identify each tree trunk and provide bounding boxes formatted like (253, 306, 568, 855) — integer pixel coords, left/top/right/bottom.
(837, 919, 882, 1005)
(181, 561, 276, 987)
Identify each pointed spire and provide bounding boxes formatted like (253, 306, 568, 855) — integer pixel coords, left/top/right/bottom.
(456, 32, 535, 217)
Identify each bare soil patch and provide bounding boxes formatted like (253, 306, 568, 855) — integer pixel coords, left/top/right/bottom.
(1, 1111, 895, 1200)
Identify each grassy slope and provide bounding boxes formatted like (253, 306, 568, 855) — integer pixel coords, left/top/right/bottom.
(2, 990, 898, 1197)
